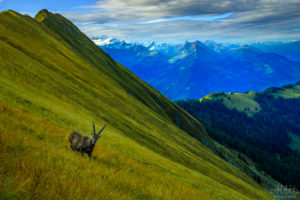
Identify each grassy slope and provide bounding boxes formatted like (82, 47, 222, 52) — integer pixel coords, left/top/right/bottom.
(200, 92, 260, 116)
(200, 83, 300, 116)
(0, 10, 275, 200)
(271, 85, 300, 99)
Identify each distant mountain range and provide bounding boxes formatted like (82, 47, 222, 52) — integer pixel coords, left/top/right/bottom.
(94, 38, 300, 100)
(251, 41, 300, 62)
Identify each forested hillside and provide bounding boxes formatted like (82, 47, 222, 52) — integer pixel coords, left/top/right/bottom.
(176, 82, 300, 189)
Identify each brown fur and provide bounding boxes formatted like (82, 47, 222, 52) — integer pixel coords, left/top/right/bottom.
(69, 122, 107, 158)
(69, 131, 95, 158)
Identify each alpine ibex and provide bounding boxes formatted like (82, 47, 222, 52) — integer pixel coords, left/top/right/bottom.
(69, 120, 107, 158)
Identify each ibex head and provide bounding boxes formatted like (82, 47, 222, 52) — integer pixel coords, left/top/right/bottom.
(69, 120, 107, 158)
(91, 120, 107, 145)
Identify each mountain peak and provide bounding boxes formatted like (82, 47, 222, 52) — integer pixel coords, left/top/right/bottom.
(145, 41, 156, 49)
(34, 9, 85, 45)
(35, 9, 52, 22)
(34, 9, 76, 34)
(93, 37, 121, 46)
(0, 9, 22, 17)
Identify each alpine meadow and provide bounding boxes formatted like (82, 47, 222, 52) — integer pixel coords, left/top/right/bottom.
(0, 9, 282, 200)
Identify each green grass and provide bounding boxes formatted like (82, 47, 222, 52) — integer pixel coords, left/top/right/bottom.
(199, 83, 300, 117)
(200, 91, 260, 116)
(271, 85, 300, 99)
(0, 10, 276, 200)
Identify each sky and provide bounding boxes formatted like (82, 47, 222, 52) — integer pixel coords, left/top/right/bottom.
(1, 0, 300, 43)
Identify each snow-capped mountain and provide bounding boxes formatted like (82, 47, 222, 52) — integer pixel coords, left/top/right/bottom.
(92, 37, 136, 49)
(93, 37, 121, 46)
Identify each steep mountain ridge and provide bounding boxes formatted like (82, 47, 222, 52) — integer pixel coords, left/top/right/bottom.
(34, 9, 212, 142)
(0, 10, 276, 200)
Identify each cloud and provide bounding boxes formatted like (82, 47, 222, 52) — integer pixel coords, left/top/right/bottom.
(62, 0, 300, 42)
(66, 0, 256, 24)
(141, 13, 234, 24)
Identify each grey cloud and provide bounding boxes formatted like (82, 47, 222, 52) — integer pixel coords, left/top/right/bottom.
(65, 0, 262, 24)
(79, 19, 298, 43)
(62, 0, 300, 42)
(91, 0, 260, 15)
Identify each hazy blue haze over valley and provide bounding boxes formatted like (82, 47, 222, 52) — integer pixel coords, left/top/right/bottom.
(96, 38, 300, 100)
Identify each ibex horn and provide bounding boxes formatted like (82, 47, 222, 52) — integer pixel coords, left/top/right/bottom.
(97, 123, 107, 136)
(91, 120, 96, 136)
